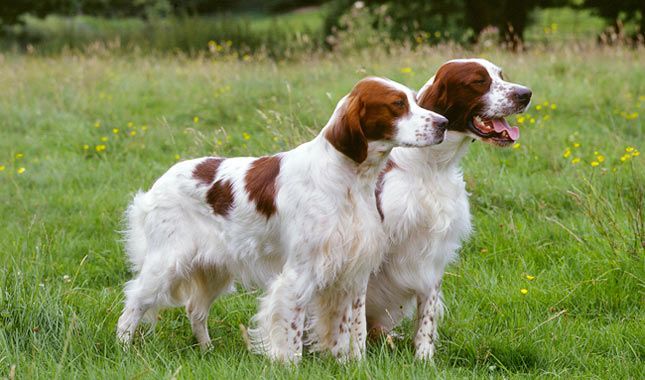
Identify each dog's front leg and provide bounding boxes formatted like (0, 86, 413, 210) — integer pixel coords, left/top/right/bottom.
(349, 286, 367, 360)
(414, 283, 442, 360)
(249, 267, 311, 363)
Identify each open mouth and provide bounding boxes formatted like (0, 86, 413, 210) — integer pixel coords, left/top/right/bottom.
(468, 116, 520, 147)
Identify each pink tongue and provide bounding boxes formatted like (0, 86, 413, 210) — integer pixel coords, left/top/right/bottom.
(491, 118, 520, 141)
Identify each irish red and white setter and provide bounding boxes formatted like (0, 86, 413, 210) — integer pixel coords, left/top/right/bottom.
(366, 59, 532, 360)
(116, 77, 448, 363)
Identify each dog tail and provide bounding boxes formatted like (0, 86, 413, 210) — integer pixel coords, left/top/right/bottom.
(123, 190, 151, 273)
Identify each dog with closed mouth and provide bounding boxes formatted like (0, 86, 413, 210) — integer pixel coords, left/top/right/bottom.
(116, 77, 448, 363)
(366, 59, 532, 360)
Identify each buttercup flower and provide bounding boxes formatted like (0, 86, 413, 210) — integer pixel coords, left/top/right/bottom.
(520, 288, 528, 295)
(526, 274, 535, 281)
(17, 167, 26, 174)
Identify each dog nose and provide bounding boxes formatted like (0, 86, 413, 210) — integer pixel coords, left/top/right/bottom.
(513, 87, 532, 105)
(433, 115, 448, 130)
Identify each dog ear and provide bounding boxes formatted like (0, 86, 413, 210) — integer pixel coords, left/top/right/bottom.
(418, 78, 449, 115)
(325, 95, 368, 163)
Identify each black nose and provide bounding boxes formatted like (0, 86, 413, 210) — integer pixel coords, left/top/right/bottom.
(513, 87, 532, 106)
(434, 115, 448, 130)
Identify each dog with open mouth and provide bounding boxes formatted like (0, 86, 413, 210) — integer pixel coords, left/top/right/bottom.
(366, 58, 532, 360)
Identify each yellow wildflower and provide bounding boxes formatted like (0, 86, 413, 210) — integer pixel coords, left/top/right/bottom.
(572, 157, 581, 164)
(0, 165, 5, 171)
(520, 288, 528, 295)
(112, 128, 119, 134)
(83, 144, 89, 150)
(127, 122, 134, 128)
(174, 154, 180, 160)
(551, 103, 557, 110)
(129, 131, 136, 137)
(513, 143, 521, 149)
(95, 144, 106, 152)
(620, 154, 631, 162)
(596, 155, 605, 162)
(434, 31, 441, 38)
(530, 118, 536, 124)
(517, 116, 525, 124)
(573, 143, 581, 148)
(591, 161, 599, 167)
(633, 151, 640, 157)
(17, 167, 26, 174)
(141, 125, 148, 131)
(100, 136, 108, 142)
(625, 146, 635, 152)
(94, 121, 101, 128)
(243, 55, 251, 62)
(543, 101, 549, 106)
(216, 139, 223, 146)
(536, 105, 542, 111)
(400, 67, 413, 74)
(242, 132, 251, 141)
(208, 40, 216, 48)
(15, 153, 23, 159)
(563, 148, 571, 158)
(193, 116, 199, 123)
(526, 275, 535, 281)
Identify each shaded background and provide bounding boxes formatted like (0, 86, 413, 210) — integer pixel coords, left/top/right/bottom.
(0, 0, 643, 56)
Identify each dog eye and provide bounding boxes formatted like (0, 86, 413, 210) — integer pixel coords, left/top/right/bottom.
(393, 100, 406, 108)
(473, 79, 486, 85)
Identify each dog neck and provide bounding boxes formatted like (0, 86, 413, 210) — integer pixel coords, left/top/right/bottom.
(391, 132, 472, 174)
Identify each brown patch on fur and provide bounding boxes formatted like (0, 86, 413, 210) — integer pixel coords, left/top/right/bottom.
(417, 62, 491, 133)
(375, 159, 399, 221)
(206, 180, 235, 217)
(192, 157, 224, 185)
(325, 78, 410, 163)
(245, 155, 281, 218)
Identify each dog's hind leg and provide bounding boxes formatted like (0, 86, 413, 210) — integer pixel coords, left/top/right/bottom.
(185, 265, 233, 351)
(116, 251, 182, 345)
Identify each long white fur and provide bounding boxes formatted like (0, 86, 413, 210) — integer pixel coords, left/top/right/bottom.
(116, 77, 447, 363)
(365, 59, 530, 360)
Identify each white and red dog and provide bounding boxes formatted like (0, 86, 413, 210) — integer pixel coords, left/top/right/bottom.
(366, 59, 532, 359)
(116, 77, 448, 362)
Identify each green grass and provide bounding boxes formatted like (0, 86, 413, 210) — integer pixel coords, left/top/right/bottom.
(0, 43, 643, 379)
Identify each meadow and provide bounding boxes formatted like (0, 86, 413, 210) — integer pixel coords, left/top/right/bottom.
(1, 13, 644, 379)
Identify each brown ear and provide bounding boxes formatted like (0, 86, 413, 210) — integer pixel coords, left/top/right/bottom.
(325, 95, 368, 163)
(418, 78, 448, 114)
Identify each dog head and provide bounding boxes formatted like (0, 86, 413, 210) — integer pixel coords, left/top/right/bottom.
(326, 77, 448, 163)
(417, 59, 531, 147)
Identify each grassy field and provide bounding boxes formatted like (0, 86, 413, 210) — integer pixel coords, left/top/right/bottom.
(1, 41, 644, 378)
